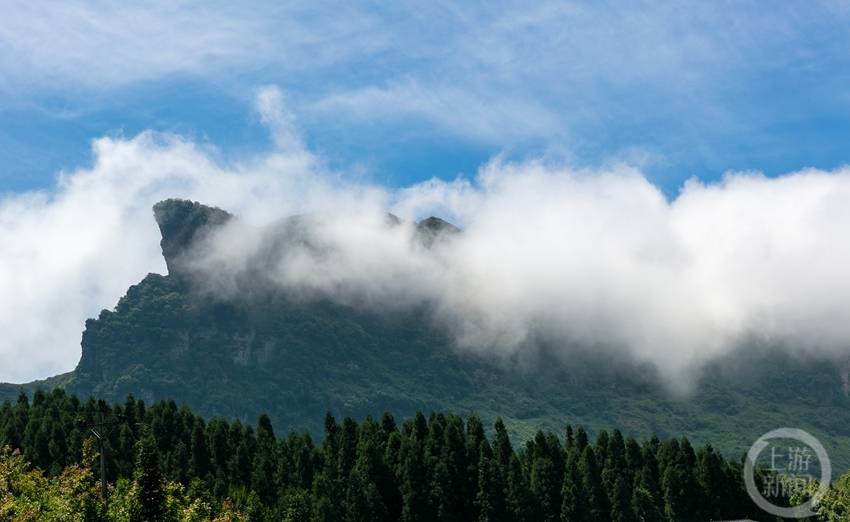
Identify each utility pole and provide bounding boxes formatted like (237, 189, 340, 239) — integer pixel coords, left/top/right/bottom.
(82, 410, 124, 507)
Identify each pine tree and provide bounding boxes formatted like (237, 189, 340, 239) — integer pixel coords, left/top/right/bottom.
(659, 438, 699, 522)
(229, 425, 254, 488)
(338, 417, 358, 483)
(381, 412, 397, 437)
(677, 437, 699, 518)
(530, 446, 561, 521)
(382, 430, 404, 520)
(608, 474, 634, 522)
(474, 448, 504, 522)
(505, 454, 533, 522)
(579, 445, 608, 520)
(399, 417, 431, 522)
(432, 418, 467, 521)
(560, 452, 587, 522)
(630, 474, 663, 522)
(345, 466, 385, 522)
(190, 419, 210, 481)
(492, 418, 513, 472)
(575, 426, 589, 452)
(624, 437, 642, 492)
(252, 413, 278, 503)
(116, 423, 136, 479)
(344, 420, 386, 522)
(465, 415, 487, 519)
(285, 432, 316, 490)
(694, 444, 724, 520)
(312, 412, 342, 522)
(169, 441, 190, 484)
(602, 430, 632, 522)
(131, 431, 166, 522)
(638, 440, 661, 504)
(209, 419, 230, 480)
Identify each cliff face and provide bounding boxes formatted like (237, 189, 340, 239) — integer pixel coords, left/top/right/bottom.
(13, 199, 850, 467)
(153, 199, 232, 277)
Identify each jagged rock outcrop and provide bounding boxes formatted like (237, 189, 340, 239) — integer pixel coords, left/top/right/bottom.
(153, 199, 232, 277)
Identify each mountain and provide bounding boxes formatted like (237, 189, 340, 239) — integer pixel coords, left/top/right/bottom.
(4, 198, 850, 469)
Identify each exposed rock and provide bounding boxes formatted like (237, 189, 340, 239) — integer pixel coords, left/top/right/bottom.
(152, 199, 232, 276)
(415, 216, 461, 248)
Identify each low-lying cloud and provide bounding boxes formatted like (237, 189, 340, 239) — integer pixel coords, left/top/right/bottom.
(2, 87, 849, 389)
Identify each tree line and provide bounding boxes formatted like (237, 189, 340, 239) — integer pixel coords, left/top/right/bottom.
(0, 388, 803, 521)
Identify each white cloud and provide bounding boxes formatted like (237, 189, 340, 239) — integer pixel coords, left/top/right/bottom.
(2, 87, 850, 392)
(430, 163, 850, 382)
(255, 86, 307, 154)
(313, 79, 563, 144)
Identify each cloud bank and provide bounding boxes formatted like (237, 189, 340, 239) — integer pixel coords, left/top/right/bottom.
(2, 88, 849, 388)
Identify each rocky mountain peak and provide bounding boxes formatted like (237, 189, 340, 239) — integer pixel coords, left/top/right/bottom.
(152, 199, 232, 276)
(415, 216, 461, 247)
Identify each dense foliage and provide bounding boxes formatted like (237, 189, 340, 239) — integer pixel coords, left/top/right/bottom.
(0, 389, 811, 521)
(29, 267, 849, 470)
(0, 442, 250, 521)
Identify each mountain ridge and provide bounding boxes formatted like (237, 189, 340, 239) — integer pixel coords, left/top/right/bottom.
(4, 198, 850, 469)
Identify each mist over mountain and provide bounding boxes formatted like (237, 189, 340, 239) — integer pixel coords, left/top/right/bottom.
(4, 88, 850, 389)
(4, 198, 850, 469)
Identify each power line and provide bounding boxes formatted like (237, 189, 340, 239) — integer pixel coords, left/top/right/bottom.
(78, 410, 124, 506)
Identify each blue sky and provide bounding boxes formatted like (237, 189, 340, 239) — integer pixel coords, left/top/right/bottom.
(4, 1, 850, 197)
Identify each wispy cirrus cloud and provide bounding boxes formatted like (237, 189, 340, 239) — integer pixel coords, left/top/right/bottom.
(4, 1, 850, 151)
(0, 1, 382, 93)
(313, 79, 563, 144)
